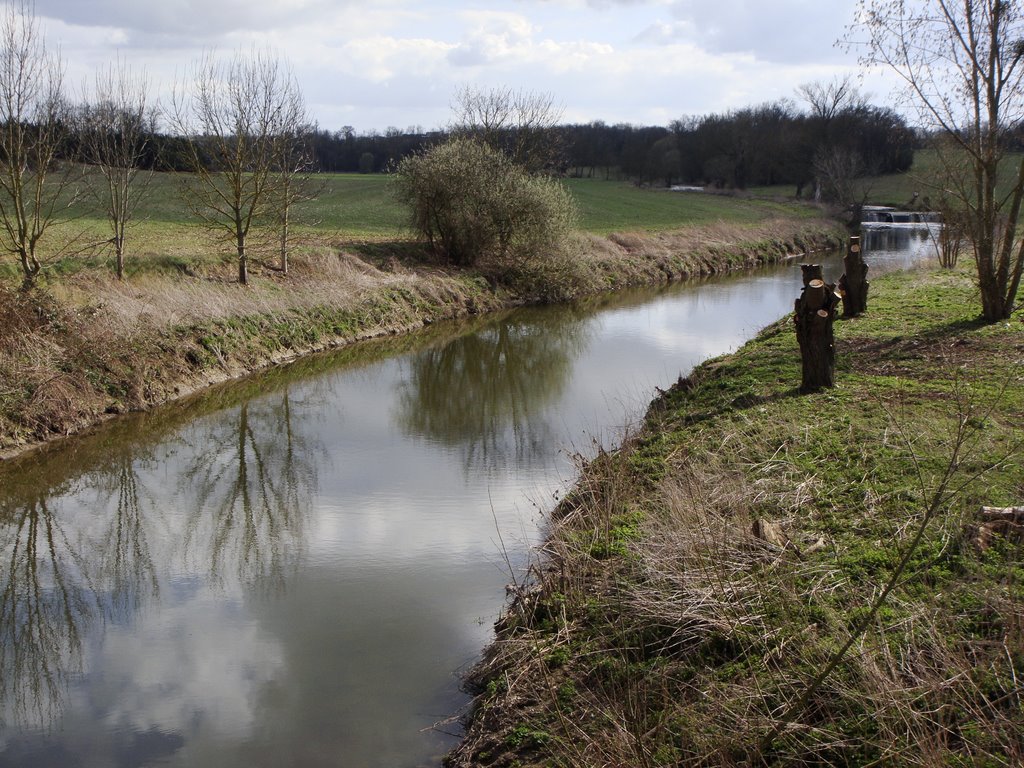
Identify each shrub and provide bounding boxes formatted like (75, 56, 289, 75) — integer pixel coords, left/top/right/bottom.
(393, 137, 578, 276)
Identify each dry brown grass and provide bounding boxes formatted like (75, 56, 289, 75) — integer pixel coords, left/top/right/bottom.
(0, 242, 503, 454)
(578, 217, 842, 289)
(453, 430, 1023, 766)
(56, 246, 417, 333)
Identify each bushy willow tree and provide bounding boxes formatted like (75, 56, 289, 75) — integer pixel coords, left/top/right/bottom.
(394, 137, 577, 273)
(853, 0, 1024, 321)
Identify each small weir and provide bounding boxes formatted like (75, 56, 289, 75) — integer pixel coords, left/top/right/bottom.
(862, 204, 942, 224)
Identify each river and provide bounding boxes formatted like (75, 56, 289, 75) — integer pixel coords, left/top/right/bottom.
(0, 225, 934, 767)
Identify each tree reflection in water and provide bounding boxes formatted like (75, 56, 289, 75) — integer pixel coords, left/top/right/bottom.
(0, 493, 94, 727)
(396, 307, 591, 471)
(862, 224, 936, 255)
(0, 382, 323, 733)
(182, 387, 320, 591)
(0, 437, 165, 728)
(89, 452, 161, 622)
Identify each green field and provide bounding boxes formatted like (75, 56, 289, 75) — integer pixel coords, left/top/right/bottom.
(29, 149, 1024, 272)
(3, 170, 829, 283)
(749, 148, 1024, 207)
(59, 171, 820, 242)
(563, 178, 816, 233)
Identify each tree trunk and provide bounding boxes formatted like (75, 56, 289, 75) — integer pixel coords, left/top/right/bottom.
(280, 203, 290, 276)
(19, 248, 40, 289)
(838, 236, 869, 317)
(794, 264, 839, 392)
(237, 236, 248, 285)
(977, 255, 1008, 321)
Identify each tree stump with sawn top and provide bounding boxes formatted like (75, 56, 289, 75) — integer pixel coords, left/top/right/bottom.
(794, 263, 840, 392)
(838, 235, 869, 317)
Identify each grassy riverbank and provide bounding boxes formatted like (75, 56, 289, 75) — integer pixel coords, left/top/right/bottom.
(449, 266, 1024, 767)
(0, 206, 841, 456)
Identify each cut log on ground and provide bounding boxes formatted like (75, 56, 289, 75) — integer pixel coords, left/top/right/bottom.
(838, 236, 869, 317)
(970, 506, 1024, 551)
(794, 263, 840, 392)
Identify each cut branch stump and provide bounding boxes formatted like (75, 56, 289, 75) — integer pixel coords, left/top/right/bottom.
(838, 236, 869, 317)
(794, 264, 840, 392)
(970, 505, 1024, 551)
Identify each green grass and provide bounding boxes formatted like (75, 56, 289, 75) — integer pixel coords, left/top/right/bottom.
(300, 174, 410, 237)
(749, 148, 1024, 207)
(51, 171, 823, 245)
(452, 265, 1024, 767)
(0, 167, 835, 285)
(23, 149, 1024, 268)
(58, 171, 413, 239)
(564, 179, 818, 234)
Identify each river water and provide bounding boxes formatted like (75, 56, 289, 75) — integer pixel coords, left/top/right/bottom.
(0, 225, 934, 767)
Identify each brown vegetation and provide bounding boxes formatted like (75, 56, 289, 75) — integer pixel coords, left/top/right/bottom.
(0, 219, 841, 458)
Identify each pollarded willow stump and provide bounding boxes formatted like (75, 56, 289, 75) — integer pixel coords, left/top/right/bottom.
(838, 236, 869, 317)
(794, 263, 840, 392)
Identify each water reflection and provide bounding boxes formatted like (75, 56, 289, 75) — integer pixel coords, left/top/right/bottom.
(182, 389, 320, 590)
(0, 383, 322, 746)
(0, 493, 91, 728)
(90, 450, 161, 621)
(396, 307, 591, 471)
(862, 222, 940, 262)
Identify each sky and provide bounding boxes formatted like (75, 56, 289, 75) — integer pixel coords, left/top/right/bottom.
(30, 0, 893, 133)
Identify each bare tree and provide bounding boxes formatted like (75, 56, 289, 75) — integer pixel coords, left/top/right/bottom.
(0, 0, 72, 287)
(272, 115, 316, 276)
(450, 84, 564, 173)
(852, 0, 1024, 321)
(78, 59, 157, 280)
(798, 76, 868, 200)
(170, 48, 309, 285)
(797, 75, 865, 124)
(813, 145, 874, 230)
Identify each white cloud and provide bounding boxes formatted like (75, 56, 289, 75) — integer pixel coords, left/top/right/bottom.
(668, 0, 856, 63)
(337, 36, 455, 83)
(27, 0, 867, 131)
(93, 592, 285, 738)
(36, 0, 350, 38)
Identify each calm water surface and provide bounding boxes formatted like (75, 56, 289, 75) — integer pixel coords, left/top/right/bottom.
(0, 227, 932, 767)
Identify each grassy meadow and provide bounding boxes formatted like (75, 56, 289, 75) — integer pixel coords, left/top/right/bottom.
(749, 148, 1024, 207)
(563, 178, 818, 233)
(8, 147, 1023, 284)
(4, 170, 825, 284)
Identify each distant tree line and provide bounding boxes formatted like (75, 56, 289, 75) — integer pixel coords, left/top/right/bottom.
(563, 102, 916, 195)
(240, 98, 918, 199)
(139, 100, 900, 192)
(49, 77, 921, 198)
